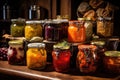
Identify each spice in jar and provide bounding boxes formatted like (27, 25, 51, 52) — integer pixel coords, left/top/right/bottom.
(97, 17, 113, 37)
(76, 44, 98, 73)
(25, 20, 42, 40)
(52, 41, 71, 72)
(68, 19, 86, 43)
(7, 39, 25, 65)
(26, 43, 47, 70)
(10, 18, 25, 37)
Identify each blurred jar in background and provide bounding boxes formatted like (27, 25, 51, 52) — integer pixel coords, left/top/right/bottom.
(10, 18, 25, 37)
(29, 5, 40, 20)
(3, 3, 10, 20)
(25, 20, 42, 40)
(27, 43, 47, 70)
(68, 19, 86, 43)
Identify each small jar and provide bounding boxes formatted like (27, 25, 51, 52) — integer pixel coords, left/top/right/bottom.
(27, 43, 47, 70)
(10, 18, 25, 37)
(52, 41, 71, 72)
(68, 19, 86, 43)
(76, 44, 98, 73)
(25, 20, 42, 40)
(7, 39, 25, 65)
(97, 17, 113, 37)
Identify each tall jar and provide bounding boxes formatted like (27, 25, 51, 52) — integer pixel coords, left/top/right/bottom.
(25, 20, 42, 40)
(10, 18, 25, 37)
(97, 17, 113, 37)
(76, 44, 98, 73)
(52, 41, 71, 72)
(7, 39, 25, 65)
(84, 17, 93, 41)
(26, 43, 47, 70)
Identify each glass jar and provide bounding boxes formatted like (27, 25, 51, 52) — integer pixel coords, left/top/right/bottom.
(84, 17, 93, 41)
(27, 43, 47, 70)
(25, 20, 42, 40)
(10, 18, 25, 37)
(7, 39, 25, 65)
(52, 41, 71, 72)
(97, 17, 113, 37)
(45, 19, 62, 41)
(29, 5, 40, 20)
(68, 19, 86, 43)
(76, 44, 98, 73)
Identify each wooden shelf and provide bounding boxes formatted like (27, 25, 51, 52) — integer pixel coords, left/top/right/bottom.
(0, 61, 119, 80)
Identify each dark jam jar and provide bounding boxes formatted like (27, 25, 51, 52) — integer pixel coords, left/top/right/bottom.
(45, 19, 62, 41)
(52, 41, 71, 73)
(7, 39, 25, 65)
(76, 44, 98, 74)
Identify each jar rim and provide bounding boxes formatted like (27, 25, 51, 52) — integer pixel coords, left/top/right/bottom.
(104, 51, 120, 57)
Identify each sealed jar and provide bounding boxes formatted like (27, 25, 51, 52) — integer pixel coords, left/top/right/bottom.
(27, 43, 47, 70)
(76, 44, 98, 73)
(25, 20, 42, 40)
(97, 17, 113, 37)
(104, 51, 120, 74)
(10, 18, 25, 37)
(45, 19, 62, 41)
(68, 19, 86, 43)
(52, 41, 71, 72)
(84, 17, 93, 41)
(7, 39, 25, 65)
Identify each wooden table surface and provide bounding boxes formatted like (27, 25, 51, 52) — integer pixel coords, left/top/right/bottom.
(0, 61, 119, 80)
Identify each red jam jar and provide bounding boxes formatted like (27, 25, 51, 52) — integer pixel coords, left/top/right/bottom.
(76, 44, 98, 73)
(52, 41, 71, 73)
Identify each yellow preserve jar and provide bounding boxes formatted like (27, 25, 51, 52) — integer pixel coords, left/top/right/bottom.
(26, 43, 47, 70)
(25, 20, 42, 40)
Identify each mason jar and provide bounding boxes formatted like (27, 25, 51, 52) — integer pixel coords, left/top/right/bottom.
(52, 41, 71, 72)
(45, 19, 62, 41)
(97, 17, 113, 37)
(76, 44, 98, 73)
(7, 39, 25, 65)
(68, 19, 86, 43)
(25, 20, 42, 40)
(26, 43, 47, 70)
(10, 18, 25, 37)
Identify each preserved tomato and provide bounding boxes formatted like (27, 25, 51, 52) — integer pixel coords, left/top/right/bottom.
(52, 41, 71, 72)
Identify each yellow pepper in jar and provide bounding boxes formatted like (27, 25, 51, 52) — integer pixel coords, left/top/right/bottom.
(26, 43, 47, 70)
(25, 21, 42, 40)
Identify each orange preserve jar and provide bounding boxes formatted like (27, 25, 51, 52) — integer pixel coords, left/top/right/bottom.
(68, 19, 86, 43)
(52, 41, 71, 73)
(26, 43, 47, 70)
(76, 44, 98, 73)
